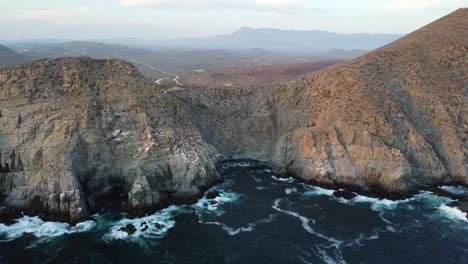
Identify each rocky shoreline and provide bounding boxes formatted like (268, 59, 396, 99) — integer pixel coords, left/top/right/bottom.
(1, 159, 467, 225)
(1, 9, 467, 225)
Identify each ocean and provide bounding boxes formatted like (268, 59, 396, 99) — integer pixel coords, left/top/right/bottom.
(1, 162, 467, 263)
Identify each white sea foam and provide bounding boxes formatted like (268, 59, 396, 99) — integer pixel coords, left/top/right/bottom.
(285, 187, 298, 195)
(313, 246, 348, 264)
(192, 188, 241, 216)
(0, 216, 95, 241)
(349, 195, 413, 211)
(201, 214, 276, 236)
(271, 176, 295, 183)
(302, 184, 413, 212)
(272, 199, 342, 247)
(440, 185, 468, 195)
(103, 205, 184, 241)
(252, 176, 263, 183)
(343, 225, 396, 249)
(303, 186, 335, 197)
(438, 205, 468, 222)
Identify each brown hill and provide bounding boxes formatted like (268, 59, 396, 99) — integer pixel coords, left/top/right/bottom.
(185, 60, 343, 88)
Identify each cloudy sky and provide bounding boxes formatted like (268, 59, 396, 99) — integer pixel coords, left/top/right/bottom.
(0, 0, 465, 40)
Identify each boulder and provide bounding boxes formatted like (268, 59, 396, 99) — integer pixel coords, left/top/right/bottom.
(333, 190, 357, 200)
(206, 189, 220, 200)
(119, 224, 137, 235)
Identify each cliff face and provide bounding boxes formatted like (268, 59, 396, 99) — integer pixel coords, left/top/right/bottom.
(0, 10, 466, 222)
(176, 9, 468, 193)
(0, 58, 221, 222)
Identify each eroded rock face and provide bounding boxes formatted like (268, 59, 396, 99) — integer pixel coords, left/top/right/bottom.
(175, 9, 467, 194)
(0, 9, 466, 222)
(0, 58, 221, 222)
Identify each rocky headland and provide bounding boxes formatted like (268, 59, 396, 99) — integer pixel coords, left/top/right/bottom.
(0, 9, 467, 222)
(0, 58, 222, 223)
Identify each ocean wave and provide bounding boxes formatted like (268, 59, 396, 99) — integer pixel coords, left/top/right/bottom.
(271, 176, 295, 183)
(346, 195, 413, 212)
(272, 198, 342, 247)
(302, 186, 335, 197)
(285, 187, 298, 195)
(438, 205, 468, 222)
(439, 185, 468, 196)
(102, 205, 186, 242)
(0, 216, 95, 241)
(192, 188, 241, 216)
(200, 214, 276, 236)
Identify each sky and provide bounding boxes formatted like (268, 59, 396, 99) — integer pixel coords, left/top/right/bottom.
(0, 0, 466, 40)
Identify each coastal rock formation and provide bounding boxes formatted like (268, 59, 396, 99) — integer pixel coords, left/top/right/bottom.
(0, 58, 221, 222)
(272, 8, 467, 193)
(176, 8, 467, 194)
(0, 9, 466, 222)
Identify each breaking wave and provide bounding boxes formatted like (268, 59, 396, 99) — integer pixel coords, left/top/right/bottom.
(438, 205, 468, 222)
(439, 185, 468, 196)
(0, 216, 95, 241)
(103, 205, 188, 241)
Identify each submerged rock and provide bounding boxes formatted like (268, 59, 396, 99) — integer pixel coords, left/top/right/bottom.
(333, 190, 357, 200)
(206, 189, 220, 200)
(119, 224, 137, 235)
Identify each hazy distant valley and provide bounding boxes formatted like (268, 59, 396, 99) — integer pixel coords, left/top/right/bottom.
(1, 28, 400, 87)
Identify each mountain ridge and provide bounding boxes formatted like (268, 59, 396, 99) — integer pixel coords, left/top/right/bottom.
(0, 44, 31, 67)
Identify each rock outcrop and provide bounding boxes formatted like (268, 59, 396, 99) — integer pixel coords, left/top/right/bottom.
(0, 58, 221, 222)
(0, 9, 466, 222)
(175, 8, 467, 194)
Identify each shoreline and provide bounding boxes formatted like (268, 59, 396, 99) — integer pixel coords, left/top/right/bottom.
(1, 159, 467, 225)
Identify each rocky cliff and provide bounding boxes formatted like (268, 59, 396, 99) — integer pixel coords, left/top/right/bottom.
(0, 9, 466, 222)
(175, 8, 467, 194)
(0, 58, 221, 222)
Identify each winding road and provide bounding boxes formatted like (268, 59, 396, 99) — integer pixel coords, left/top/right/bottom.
(130, 60, 183, 86)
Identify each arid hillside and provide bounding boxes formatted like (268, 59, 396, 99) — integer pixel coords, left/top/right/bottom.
(185, 60, 343, 88)
(176, 8, 467, 194)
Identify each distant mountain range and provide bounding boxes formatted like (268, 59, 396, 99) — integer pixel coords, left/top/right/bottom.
(0, 45, 31, 67)
(0, 28, 402, 69)
(8, 41, 152, 59)
(2, 28, 404, 52)
(99, 28, 403, 52)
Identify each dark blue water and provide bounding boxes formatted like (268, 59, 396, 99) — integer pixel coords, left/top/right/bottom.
(1, 164, 467, 264)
